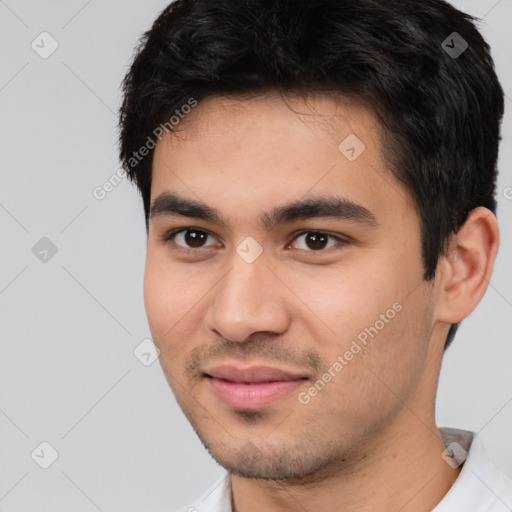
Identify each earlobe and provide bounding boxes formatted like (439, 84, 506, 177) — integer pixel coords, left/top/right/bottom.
(436, 207, 500, 324)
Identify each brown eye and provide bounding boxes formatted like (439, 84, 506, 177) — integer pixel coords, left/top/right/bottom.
(290, 231, 345, 252)
(164, 228, 218, 250)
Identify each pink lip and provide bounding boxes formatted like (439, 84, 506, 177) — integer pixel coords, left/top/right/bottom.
(204, 365, 308, 410)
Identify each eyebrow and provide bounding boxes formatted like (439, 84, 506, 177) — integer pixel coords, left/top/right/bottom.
(149, 191, 378, 230)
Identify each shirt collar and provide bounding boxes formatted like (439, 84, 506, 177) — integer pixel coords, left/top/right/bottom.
(432, 427, 512, 511)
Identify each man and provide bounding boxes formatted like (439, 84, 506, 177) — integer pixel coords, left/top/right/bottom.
(118, 0, 511, 510)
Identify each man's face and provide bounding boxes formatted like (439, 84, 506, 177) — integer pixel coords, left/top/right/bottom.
(145, 92, 441, 479)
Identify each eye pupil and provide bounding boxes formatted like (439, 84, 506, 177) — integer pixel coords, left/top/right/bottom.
(185, 230, 207, 248)
(305, 232, 328, 250)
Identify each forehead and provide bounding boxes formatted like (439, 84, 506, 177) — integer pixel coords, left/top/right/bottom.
(161, 91, 376, 147)
(151, 92, 415, 228)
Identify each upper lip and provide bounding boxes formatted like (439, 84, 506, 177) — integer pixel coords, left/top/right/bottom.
(204, 365, 308, 383)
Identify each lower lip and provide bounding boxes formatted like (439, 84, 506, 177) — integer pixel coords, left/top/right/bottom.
(207, 377, 306, 409)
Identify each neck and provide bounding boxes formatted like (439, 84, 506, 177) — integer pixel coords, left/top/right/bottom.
(230, 415, 461, 512)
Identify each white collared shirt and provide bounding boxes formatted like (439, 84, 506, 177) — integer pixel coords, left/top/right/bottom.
(176, 427, 512, 512)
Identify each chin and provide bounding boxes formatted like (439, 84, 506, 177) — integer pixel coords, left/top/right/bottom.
(196, 431, 343, 481)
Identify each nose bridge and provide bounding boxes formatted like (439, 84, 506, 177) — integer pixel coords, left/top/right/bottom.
(205, 247, 289, 342)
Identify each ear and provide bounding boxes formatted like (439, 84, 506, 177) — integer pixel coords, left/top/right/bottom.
(435, 207, 500, 324)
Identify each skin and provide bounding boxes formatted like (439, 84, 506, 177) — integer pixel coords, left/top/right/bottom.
(144, 91, 499, 512)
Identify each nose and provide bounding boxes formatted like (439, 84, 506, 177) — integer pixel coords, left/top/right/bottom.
(204, 250, 291, 343)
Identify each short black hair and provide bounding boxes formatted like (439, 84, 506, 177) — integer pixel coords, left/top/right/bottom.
(118, 0, 504, 350)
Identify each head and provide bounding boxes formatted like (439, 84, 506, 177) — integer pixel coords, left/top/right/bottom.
(118, 0, 503, 480)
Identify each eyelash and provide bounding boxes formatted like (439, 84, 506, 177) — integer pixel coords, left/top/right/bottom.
(161, 227, 349, 255)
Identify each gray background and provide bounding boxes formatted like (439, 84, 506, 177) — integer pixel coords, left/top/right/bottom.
(0, 1, 511, 511)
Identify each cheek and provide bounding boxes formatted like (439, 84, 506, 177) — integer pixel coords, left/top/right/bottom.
(144, 255, 170, 335)
(143, 251, 202, 353)
(305, 298, 430, 432)
(337, 280, 433, 409)
(283, 259, 404, 345)
(284, 250, 428, 397)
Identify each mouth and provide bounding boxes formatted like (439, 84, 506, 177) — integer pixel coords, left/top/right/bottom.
(203, 365, 309, 410)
